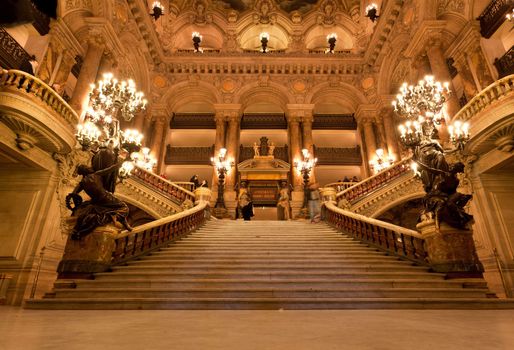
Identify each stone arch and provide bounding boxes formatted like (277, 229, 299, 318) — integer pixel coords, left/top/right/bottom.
(236, 82, 292, 113)
(377, 34, 411, 95)
(164, 81, 221, 112)
(307, 83, 367, 112)
(171, 22, 225, 51)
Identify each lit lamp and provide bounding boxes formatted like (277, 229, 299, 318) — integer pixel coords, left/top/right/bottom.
(294, 149, 318, 210)
(75, 73, 149, 182)
(192, 32, 203, 53)
(211, 148, 233, 209)
(370, 148, 394, 174)
(326, 33, 337, 54)
(150, 1, 164, 21)
(506, 8, 513, 21)
(393, 75, 473, 229)
(260, 32, 269, 53)
(365, 3, 379, 22)
(131, 147, 157, 172)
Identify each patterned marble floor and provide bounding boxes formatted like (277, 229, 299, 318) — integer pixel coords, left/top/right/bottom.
(1, 307, 514, 349)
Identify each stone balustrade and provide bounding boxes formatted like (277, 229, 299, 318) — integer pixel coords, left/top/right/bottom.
(453, 74, 514, 123)
(325, 182, 355, 192)
(323, 202, 427, 264)
(131, 166, 196, 205)
(336, 157, 413, 204)
(0, 69, 79, 128)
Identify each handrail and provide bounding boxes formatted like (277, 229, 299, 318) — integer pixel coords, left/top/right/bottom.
(0, 69, 79, 127)
(325, 182, 355, 192)
(113, 202, 208, 264)
(323, 202, 427, 264)
(336, 157, 413, 203)
(131, 166, 195, 204)
(452, 74, 514, 123)
(173, 181, 195, 192)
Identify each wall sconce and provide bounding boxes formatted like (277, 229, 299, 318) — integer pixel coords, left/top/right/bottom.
(326, 33, 337, 54)
(150, 1, 164, 21)
(365, 3, 379, 22)
(260, 32, 269, 53)
(192, 32, 203, 53)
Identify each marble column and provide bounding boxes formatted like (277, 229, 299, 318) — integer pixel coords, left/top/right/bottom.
(302, 115, 316, 184)
(150, 116, 166, 173)
(69, 41, 104, 117)
(96, 52, 116, 80)
(288, 116, 303, 190)
(380, 109, 401, 161)
(224, 114, 240, 190)
(211, 112, 227, 199)
(425, 39, 459, 119)
(362, 118, 377, 163)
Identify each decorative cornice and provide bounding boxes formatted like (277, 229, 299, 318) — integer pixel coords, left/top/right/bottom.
(403, 20, 447, 58)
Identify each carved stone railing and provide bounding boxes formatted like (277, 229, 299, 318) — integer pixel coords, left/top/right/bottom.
(170, 113, 216, 129)
(173, 182, 195, 192)
(452, 74, 514, 123)
(0, 28, 31, 70)
(0, 69, 79, 128)
(312, 114, 357, 130)
(314, 146, 362, 165)
(325, 182, 355, 192)
(165, 146, 214, 165)
(494, 47, 514, 79)
(112, 202, 208, 264)
(478, 0, 512, 38)
(336, 158, 413, 203)
(323, 202, 428, 264)
(131, 166, 195, 205)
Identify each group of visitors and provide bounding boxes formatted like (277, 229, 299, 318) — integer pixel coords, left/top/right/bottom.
(189, 175, 208, 190)
(339, 176, 360, 183)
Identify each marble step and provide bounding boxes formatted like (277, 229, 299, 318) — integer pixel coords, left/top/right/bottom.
(101, 270, 446, 280)
(27, 297, 514, 310)
(75, 278, 481, 289)
(135, 256, 404, 263)
(50, 287, 489, 299)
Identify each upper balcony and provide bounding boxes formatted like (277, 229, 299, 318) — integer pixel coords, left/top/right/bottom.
(0, 69, 78, 155)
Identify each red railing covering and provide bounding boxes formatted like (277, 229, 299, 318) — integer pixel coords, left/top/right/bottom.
(323, 202, 427, 264)
(336, 158, 413, 203)
(131, 166, 195, 204)
(112, 202, 208, 264)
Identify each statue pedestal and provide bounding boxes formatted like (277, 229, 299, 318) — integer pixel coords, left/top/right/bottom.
(320, 187, 337, 204)
(194, 187, 212, 205)
(57, 224, 121, 279)
(417, 219, 484, 276)
(223, 190, 237, 219)
(291, 190, 304, 218)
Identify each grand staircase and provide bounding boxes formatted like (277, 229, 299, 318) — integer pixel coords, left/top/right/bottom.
(27, 220, 512, 310)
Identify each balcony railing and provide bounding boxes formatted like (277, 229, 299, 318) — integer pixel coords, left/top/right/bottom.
(314, 146, 362, 165)
(0, 69, 79, 128)
(312, 114, 357, 130)
(0, 28, 31, 70)
(131, 166, 196, 204)
(477, 0, 512, 38)
(323, 202, 428, 264)
(165, 145, 214, 165)
(494, 46, 514, 79)
(452, 74, 514, 123)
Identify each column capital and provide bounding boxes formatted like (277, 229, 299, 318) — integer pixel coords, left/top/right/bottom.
(84, 17, 125, 59)
(355, 104, 378, 124)
(286, 104, 314, 122)
(403, 20, 447, 58)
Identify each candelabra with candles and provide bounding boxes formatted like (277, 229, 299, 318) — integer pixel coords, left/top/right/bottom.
(294, 149, 318, 210)
(507, 7, 513, 21)
(75, 73, 149, 181)
(211, 148, 233, 209)
(260, 32, 269, 53)
(370, 148, 395, 174)
(326, 33, 337, 54)
(393, 75, 473, 229)
(365, 3, 379, 22)
(150, 1, 164, 20)
(192, 32, 203, 53)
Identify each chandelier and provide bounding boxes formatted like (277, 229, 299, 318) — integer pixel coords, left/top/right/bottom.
(76, 73, 150, 179)
(393, 75, 473, 229)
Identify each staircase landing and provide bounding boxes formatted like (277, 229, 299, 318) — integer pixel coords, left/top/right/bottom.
(26, 221, 514, 309)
